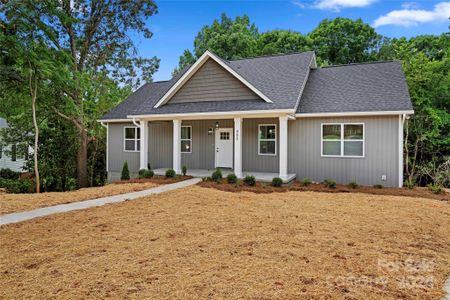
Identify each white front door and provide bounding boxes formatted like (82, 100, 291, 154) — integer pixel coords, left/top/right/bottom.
(215, 128, 233, 168)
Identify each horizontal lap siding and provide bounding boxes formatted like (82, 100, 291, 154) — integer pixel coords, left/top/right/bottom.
(169, 59, 261, 103)
(288, 116, 399, 187)
(243, 118, 279, 173)
(108, 123, 140, 173)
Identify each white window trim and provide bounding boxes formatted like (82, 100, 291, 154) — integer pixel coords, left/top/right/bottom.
(258, 124, 277, 156)
(123, 126, 140, 152)
(181, 125, 192, 154)
(321, 123, 365, 158)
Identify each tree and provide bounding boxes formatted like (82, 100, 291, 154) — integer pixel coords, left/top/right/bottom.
(257, 30, 312, 55)
(309, 18, 382, 65)
(172, 50, 196, 76)
(1, 0, 160, 188)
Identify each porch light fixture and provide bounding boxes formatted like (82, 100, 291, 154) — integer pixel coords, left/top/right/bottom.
(208, 127, 213, 135)
(215, 122, 219, 129)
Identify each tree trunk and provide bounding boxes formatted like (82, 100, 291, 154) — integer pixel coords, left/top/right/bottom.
(77, 127, 89, 188)
(30, 70, 40, 193)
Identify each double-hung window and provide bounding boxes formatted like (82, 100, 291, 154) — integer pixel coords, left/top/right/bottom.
(321, 123, 364, 157)
(181, 126, 192, 153)
(258, 124, 277, 155)
(124, 127, 140, 152)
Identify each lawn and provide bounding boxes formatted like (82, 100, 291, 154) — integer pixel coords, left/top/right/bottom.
(1, 186, 449, 299)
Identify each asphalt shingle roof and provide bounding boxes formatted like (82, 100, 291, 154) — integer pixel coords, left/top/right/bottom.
(101, 52, 412, 120)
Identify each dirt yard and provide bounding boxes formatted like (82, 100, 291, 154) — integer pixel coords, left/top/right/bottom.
(1, 186, 449, 299)
(0, 182, 159, 215)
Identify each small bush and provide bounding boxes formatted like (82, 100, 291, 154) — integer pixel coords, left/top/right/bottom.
(427, 183, 443, 194)
(226, 173, 238, 184)
(373, 184, 383, 189)
(323, 179, 336, 189)
(0, 168, 21, 180)
(4, 179, 34, 193)
(66, 178, 77, 191)
(121, 161, 130, 181)
(138, 169, 147, 178)
(211, 168, 222, 182)
(182, 165, 187, 176)
(348, 181, 359, 189)
(243, 175, 256, 186)
(301, 177, 312, 186)
(271, 177, 283, 187)
(165, 168, 176, 178)
(403, 180, 415, 189)
(143, 169, 154, 178)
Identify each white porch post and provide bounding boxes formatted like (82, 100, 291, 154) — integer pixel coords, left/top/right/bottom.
(234, 118, 243, 178)
(172, 119, 181, 174)
(139, 120, 148, 170)
(279, 116, 288, 179)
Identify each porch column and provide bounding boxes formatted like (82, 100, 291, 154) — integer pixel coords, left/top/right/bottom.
(279, 116, 288, 179)
(172, 119, 181, 174)
(139, 120, 148, 170)
(234, 118, 243, 178)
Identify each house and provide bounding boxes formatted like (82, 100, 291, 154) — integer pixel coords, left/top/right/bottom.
(0, 117, 29, 172)
(99, 51, 413, 187)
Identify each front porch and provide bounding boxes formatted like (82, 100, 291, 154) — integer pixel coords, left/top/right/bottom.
(153, 168, 296, 183)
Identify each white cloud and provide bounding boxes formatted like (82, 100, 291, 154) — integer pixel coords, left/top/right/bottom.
(314, 0, 376, 11)
(373, 2, 450, 27)
(292, 1, 306, 8)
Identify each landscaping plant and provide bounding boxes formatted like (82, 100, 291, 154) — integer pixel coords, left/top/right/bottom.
(121, 161, 130, 181)
(165, 169, 176, 178)
(348, 181, 359, 189)
(301, 177, 312, 186)
(271, 177, 283, 187)
(182, 165, 187, 176)
(427, 183, 443, 194)
(226, 173, 238, 184)
(323, 179, 336, 189)
(373, 184, 383, 189)
(243, 175, 256, 186)
(211, 168, 222, 182)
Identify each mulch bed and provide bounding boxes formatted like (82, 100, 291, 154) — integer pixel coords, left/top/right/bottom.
(198, 180, 450, 201)
(112, 175, 193, 185)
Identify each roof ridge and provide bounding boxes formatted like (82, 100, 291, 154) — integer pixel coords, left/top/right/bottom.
(228, 51, 314, 62)
(320, 60, 397, 69)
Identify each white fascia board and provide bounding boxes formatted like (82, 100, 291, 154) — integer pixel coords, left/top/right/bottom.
(153, 50, 272, 108)
(295, 110, 414, 118)
(97, 119, 133, 123)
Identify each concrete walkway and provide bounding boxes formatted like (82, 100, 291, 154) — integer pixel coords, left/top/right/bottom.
(0, 178, 201, 226)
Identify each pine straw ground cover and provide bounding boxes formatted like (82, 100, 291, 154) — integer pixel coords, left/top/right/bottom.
(1, 186, 449, 299)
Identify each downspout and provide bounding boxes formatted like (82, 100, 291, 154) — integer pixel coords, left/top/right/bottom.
(132, 117, 140, 127)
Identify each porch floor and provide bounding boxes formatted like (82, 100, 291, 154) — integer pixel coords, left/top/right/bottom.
(153, 168, 296, 183)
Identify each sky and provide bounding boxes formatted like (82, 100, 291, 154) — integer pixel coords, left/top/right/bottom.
(134, 0, 450, 81)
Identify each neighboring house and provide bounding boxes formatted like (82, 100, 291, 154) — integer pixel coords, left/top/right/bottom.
(100, 51, 413, 187)
(0, 118, 29, 172)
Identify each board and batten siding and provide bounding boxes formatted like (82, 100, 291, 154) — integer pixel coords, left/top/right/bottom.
(168, 59, 261, 104)
(0, 117, 28, 172)
(107, 122, 140, 181)
(288, 116, 399, 187)
(148, 122, 172, 169)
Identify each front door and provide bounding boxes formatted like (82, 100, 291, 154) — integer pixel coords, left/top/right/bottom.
(215, 128, 233, 168)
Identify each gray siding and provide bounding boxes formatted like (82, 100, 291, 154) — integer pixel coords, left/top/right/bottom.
(149, 122, 172, 169)
(169, 59, 261, 103)
(242, 118, 279, 173)
(107, 123, 140, 177)
(288, 116, 399, 187)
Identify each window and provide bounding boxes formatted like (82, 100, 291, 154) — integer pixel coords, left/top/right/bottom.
(258, 124, 277, 155)
(220, 132, 230, 140)
(321, 123, 364, 157)
(181, 126, 192, 153)
(124, 127, 140, 152)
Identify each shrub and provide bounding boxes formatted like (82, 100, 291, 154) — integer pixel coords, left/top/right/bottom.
(373, 184, 383, 189)
(226, 173, 238, 184)
(427, 183, 443, 194)
(271, 177, 283, 187)
(4, 179, 34, 193)
(121, 161, 130, 180)
(403, 180, 415, 189)
(138, 169, 147, 178)
(66, 178, 77, 191)
(0, 168, 21, 180)
(165, 168, 176, 178)
(348, 181, 359, 189)
(182, 165, 187, 176)
(211, 168, 222, 182)
(323, 179, 336, 189)
(243, 175, 256, 186)
(301, 177, 312, 186)
(144, 169, 154, 178)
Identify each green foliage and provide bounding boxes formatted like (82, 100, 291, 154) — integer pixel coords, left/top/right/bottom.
(0, 168, 21, 180)
(172, 50, 196, 76)
(138, 169, 154, 179)
(182, 165, 187, 176)
(348, 181, 359, 189)
(226, 173, 238, 184)
(323, 179, 337, 189)
(373, 184, 383, 189)
(301, 178, 312, 186)
(165, 169, 176, 178)
(403, 180, 415, 189)
(427, 183, 443, 194)
(258, 30, 312, 55)
(1, 178, 34, 193)
(211, 168, 223, 182)
(271, 177, 283, 187)
(243, 175, 256, 186)
(121, 161, 130, 181)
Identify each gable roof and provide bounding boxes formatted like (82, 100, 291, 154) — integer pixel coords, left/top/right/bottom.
(296, 61, 413, 114)
(100, 52, 412, 121)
